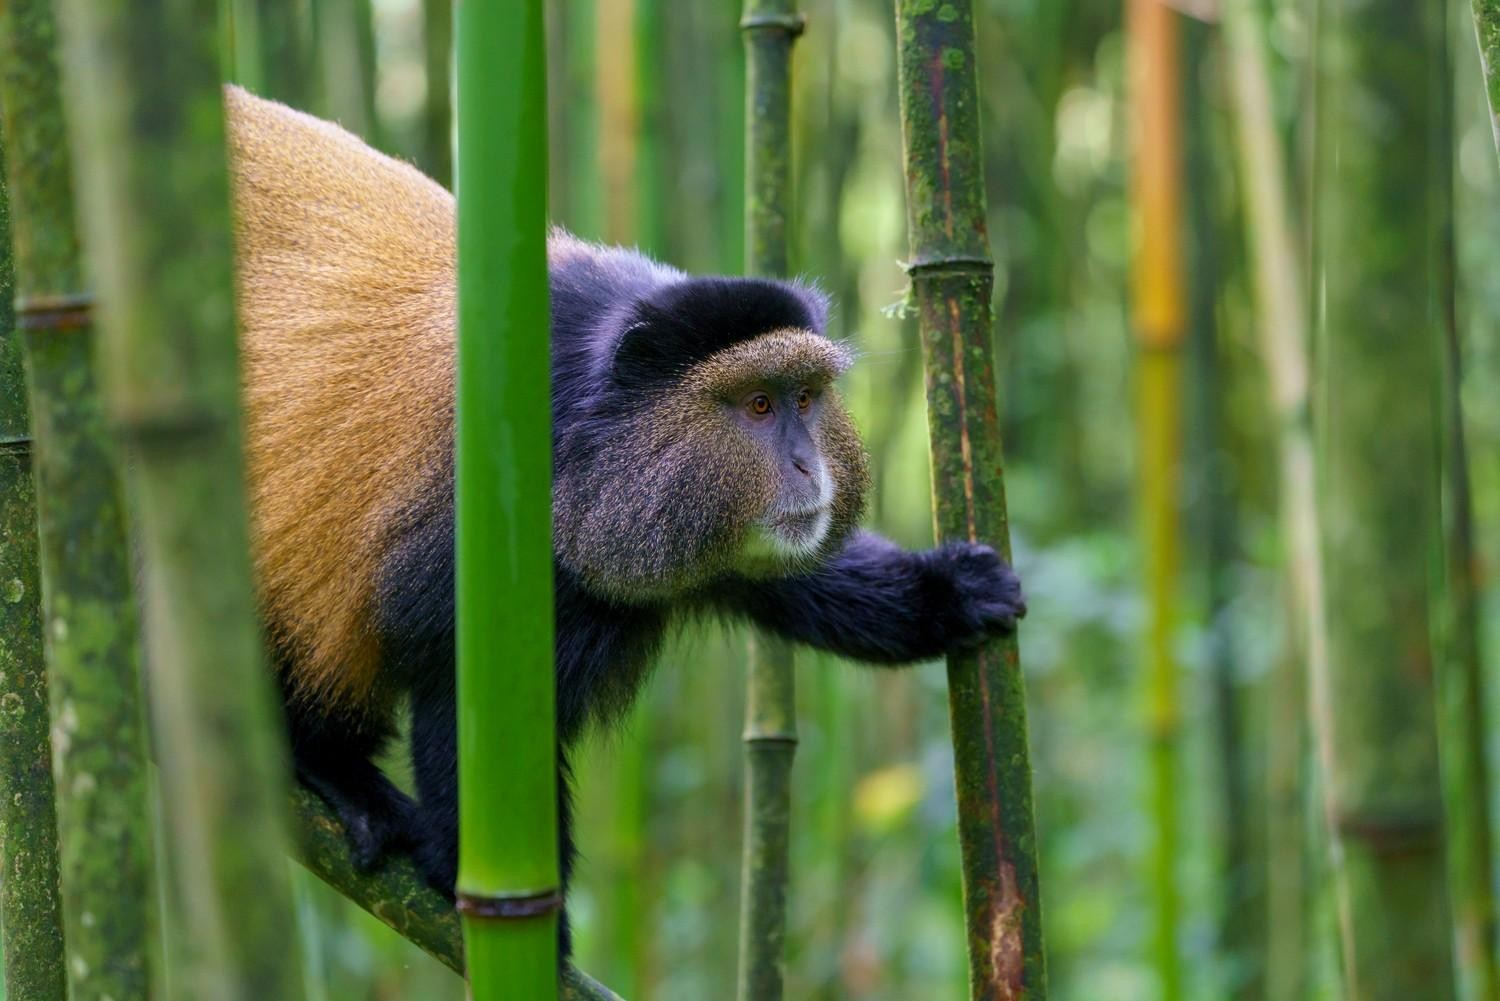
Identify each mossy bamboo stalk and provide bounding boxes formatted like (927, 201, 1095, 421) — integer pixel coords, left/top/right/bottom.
(1126, 3, 1185, 996)
(0, 2, 159, 997)
(0, 133, 69, 1001)
(1220, 4, 1319, 996)
(737, 4, 803, 998)
(422, 0, 452, 187)
(50, 0, 306, 996)
(1312, 0, 1457, 995)
(454, 2, 558, 998)
(892, 2, 1045, 997)
(289, 792, 619, 1000)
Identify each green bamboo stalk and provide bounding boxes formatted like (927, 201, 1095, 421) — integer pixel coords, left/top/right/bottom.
(0, 127, 69, 1001)
(422, 0, 452, 187)
(892, 2, 1045, 997)
(0, 2, 161, 997)
(1438, 221, 1499, 1001)
(1437, 10, 1498, 995)
(1182, 17, 1261, 998)
(240, 0, 314, 106)
(454, 2, 558, 999)
(1312, 0, 1457, 996)
(737, 4, 803, 998)
(289, 792, 619, 1000)
(1470, 0, 1500, 150)
(1220, 3, 1319, 996)
(315, 0, 379, 143)
(50, 1, 306, 996)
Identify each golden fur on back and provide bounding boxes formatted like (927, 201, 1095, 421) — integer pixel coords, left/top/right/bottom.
(226, 86, 455, 710)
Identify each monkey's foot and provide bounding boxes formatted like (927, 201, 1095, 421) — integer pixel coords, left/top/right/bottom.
(299, 769, 419, 872)
(411, 824, 458, 901)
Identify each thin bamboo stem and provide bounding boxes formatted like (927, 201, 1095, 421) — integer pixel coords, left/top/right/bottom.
(422, 0, 452, 187)
(50, 0, 305, 996)
(1438, 8, 1498, 993)
(0, 128, 69, 1001)
(1470, 0, 1500, 151)
(1182, 18, 1260, 995)
(1311, 0, 1458, 995)
(737, 3, 803, 998)
(1126, 3, 1186, 997)
(1219, 5, 1318, 994)
(0, 2, 160, 997)
(454, 2, 558, 998)
(893, 2, 1046, 997)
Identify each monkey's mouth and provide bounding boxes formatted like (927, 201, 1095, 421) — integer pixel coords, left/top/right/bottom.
(767, 505, 831, 546)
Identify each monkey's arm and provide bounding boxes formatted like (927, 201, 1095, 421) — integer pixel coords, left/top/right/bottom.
(720, 531, 1024, 664)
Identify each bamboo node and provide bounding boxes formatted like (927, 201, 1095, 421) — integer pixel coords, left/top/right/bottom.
(0, 433, 32, 453)
(455, 887, 564, 920)
(15, 293, 94, 332)
(739, 12, 808, 36)
(901, 255, 993, 279)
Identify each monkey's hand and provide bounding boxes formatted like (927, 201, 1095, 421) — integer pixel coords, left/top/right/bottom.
(919, 541, 1026, 652)
(722, 530, 1023, 664)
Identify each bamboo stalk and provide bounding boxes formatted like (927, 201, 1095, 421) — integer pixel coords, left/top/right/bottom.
(0, 2, 161, 997)
(1438, 9, 1498, 995)
(454, 2, 558, 999)
(1471, 0, 1500, 150)
(314, 0, 380, 144)
(892, 2, 1045, 997)
(1219, 4, 1319, 995)
(423, 0, 452, 187)
(1126, 3, 1186, 997)
(50, 1, 305, 996)
(0, 129, 69, 1001)
(1182, 17, 1261, 997)
(736, 4, 804, 998)
(1311, 0, 1457, 996)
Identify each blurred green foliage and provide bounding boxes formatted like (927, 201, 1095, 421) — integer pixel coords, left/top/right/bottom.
(36, 0, 1494, 997)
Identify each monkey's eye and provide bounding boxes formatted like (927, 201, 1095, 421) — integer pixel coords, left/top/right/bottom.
(747, 393, 773, 417)
(796, 388, 812, 412)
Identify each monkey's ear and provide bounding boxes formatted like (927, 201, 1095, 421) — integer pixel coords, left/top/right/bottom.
(609, 276, 832, 391)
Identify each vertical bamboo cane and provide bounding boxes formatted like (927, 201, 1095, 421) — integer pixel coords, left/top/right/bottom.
(422, 0, 452, 188)
(737, 4, 803, 999)
(0, 2, 159, 997)
(1471, 1, 1500, 150)
(1438, 9, 1499, 997)
(0, 126, 69, 1001)
(1312, 0, 1458, 996)
(1126, 3, 1186, 997)
(892, 2, 1046, 997)
(454, 3, 558, 999)
(1220, 3, 1319, 996)
(50, 0, 305, 996)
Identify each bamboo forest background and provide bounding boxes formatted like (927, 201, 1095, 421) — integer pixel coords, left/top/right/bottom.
(4, 0, 1499, 998)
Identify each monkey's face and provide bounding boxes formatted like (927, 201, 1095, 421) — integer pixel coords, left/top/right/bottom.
(554, 324, 869, 601)
(730, 380, 843, 564)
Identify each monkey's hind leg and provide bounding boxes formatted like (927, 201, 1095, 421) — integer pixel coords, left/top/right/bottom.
(284, 696, 418, 871)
